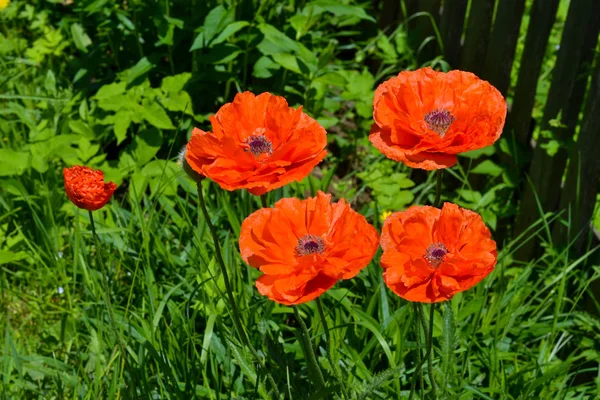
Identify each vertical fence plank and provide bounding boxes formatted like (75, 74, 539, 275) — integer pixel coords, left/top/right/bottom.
(563, 0, 600, 133)
(412, 0, 442, 64)
(460, 0, 495, 76)
(439, 0, 468, 68)
(552, 54, 600, 256)
(514, 0, 596, 261)
(378, 0, 402, 32)
(483, 0, 526, 95)
(509, 0, 561, 150)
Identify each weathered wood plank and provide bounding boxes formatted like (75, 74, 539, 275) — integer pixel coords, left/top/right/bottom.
(483, 0, 526, 95)
(509, 0, 561, 150)
(563, 0, 600, 133)
(412, 0, 442, 64)
(460, 0, 495, 76)
(552, 59, 600, 255)
(439, 0, 468, 68)
(378, 0, 402, 31)
(514, 0, 596, 261)
(552, 7, 600, 255)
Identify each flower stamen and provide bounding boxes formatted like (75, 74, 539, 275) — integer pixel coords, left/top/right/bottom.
(296, 234, 325, 256)
(424, 242, 448, 268)
(424, 109, 455, 137)
(244, 128, 273, 157)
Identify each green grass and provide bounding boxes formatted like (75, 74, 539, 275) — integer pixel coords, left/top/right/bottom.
(2, 0, 600, 398)
(2, 165, 600, 399)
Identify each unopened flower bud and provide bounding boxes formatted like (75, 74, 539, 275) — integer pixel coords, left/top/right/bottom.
(178, 146, 204, 183)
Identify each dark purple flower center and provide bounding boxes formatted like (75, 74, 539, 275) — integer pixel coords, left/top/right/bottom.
(424, 109, 455, 137)
(296, 234, 325, 256)
(244, 134, 273, 157)
(424, 242, 448, 268)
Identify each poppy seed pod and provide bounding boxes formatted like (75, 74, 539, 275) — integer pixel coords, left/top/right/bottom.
(178, 146, 204, 183)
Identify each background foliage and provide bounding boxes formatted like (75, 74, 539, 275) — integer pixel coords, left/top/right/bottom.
(1, 0, 599, 399)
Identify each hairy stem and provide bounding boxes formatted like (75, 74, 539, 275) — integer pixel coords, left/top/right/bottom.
(316, 297, 348, 398)
(410, 303, 425, 400)
(293, 305, 326, 390)
(197, 183, 280, 398)
(422, 303, 437, 398)
(88, 211, 126, 356)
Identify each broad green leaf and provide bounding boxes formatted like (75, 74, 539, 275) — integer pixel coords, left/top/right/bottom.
(73, 68, 87, 83)
(471, 160, 503, 177)
(68, 120, 95, 139)
(114, 111, 132, 144)
(71, 23, 91, 52)
(140, 101, 175, 130)
(94, 82, 126, 100)
(211, 21, 249, 45)
(0, 149, 31, 176)
(257, 24, 317, 71)
(271, 53, 303, 75)
(116, 11, 135, 30)
(189, 32, 206, 52)
(161, 73, 192, 93)
(0, 250, 27, 266)
(377, 34, 397, 61)
(44, 70, 56, 95)
(252, 56, 281, 78)
(190, 5, 235, 51)
(290, 14, 313, 40)
(164, 15, 184, 29)
(132, 128, 163, 165)
(122, 57, 154, 85)
(160, 91, 193, 114)
(257, 23, 303, 55)
(203, 43, 242, 64)
(461, 145, 496, 159)
(308, 0, 376, 22)
(76, 137, 100, 162)
(457, 189, 482, 204)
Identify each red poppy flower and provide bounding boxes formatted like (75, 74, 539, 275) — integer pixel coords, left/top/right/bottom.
(63, 166, 117, 211)
(239, 191, 379, 305)
(369, 68, 507, 170)
(380, 203, 496, 303)
(185, 92, 327, 195)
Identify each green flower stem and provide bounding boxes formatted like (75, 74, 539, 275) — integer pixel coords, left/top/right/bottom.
(316, 297, 348, 398)
(410, 303, 425, 400)
(421, 303, 437, 398)
(434, 170, 443, 207)
(196, 183, 280, 398)
(293, 305, 326, 390)
(260, 194, 268, 208)
(88, 211, 126, 356)
(409, 306, 438, 400)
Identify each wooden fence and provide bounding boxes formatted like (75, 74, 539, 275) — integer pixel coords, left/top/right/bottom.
(378, 0, 600, 261)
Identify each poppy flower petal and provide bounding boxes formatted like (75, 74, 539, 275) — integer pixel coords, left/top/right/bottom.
(63, 166, 117, 211)
(240, 191, 379, 305)
(186, 91, 327, 194)
(370, 68, 506, 170)
(380, 203, 496, 303)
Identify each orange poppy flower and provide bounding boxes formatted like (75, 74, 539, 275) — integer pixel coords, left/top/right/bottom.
(380, 203, 496, 303)
(63, 165, 117, 211)
(185, 92, 327, 196)
(369, 68, 506, 170)
(239, 191, 379, 305)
